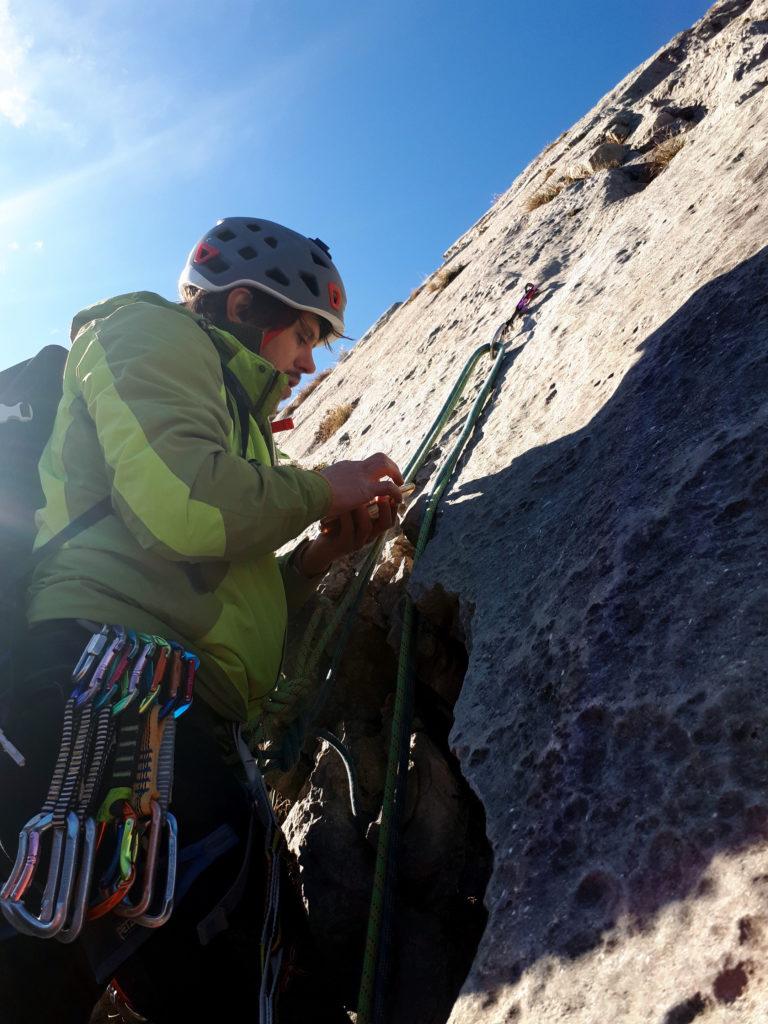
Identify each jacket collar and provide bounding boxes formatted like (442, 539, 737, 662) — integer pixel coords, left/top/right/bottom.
(198, 319, 288, 419)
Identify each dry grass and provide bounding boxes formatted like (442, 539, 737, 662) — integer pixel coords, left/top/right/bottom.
(524, 180, 565, 211)
(561, 164, 592, 186)
(525, 152, 627, 211)
(647, 135, 687, 177)
(282, 367, 333, 417)
(313, 402, 354, 446)
(427, 263, 466, 293)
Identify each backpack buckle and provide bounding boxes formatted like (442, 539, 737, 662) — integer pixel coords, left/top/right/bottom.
(0, 402, 33, 424)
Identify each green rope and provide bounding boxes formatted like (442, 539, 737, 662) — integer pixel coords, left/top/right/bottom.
(246, 599, 329, 751)
(250, 328, 508, 772)
(357, 324, 512, 1024)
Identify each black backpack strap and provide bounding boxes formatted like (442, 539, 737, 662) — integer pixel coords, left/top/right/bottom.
(26, 496, 113, 576)
(220, 365, 251, 460)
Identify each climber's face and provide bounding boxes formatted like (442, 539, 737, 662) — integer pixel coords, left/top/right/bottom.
(260, 315, 321, 400)
(224, 286, 322, 400)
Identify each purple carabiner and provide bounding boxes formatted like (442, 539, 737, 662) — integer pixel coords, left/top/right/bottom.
(516, 282, 539, 313)
(75, 627, 126, 708)
(112, 637, 155, 715)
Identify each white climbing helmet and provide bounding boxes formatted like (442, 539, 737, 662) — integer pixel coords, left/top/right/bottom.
(178, 217, 347, 336)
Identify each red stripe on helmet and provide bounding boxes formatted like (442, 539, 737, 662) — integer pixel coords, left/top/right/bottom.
(193, 241, 221, 265)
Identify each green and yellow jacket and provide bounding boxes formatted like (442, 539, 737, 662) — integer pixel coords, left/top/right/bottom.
(27, 292, 331, 723)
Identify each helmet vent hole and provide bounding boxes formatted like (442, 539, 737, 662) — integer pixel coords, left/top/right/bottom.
(206, 256, 230, 274)
(300, 272, 320, 297)
(311, 251, 330, 269)
(216, 228, 236, 242)
(265, 268, 290, 286)
(246, 222, 262, 233)
(238, 246, 258, 260)
(264, 236, 278, 249)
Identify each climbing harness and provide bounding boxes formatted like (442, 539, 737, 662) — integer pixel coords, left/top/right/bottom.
(0, 623, 198, 942)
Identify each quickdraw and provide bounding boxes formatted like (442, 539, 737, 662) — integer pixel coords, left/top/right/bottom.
(515, 281, 539, 315)
(0, 623, 198, 941)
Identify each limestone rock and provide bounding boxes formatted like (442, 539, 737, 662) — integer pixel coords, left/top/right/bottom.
(282, 0, 768, 1020)
(648, 105, 697, 144)
(285, 731, 489, 1023)
(587, 141, 629, 171)
(604, 117, 633, 143)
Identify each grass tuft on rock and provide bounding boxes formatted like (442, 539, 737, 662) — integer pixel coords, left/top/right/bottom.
(647, 135, 687, 178)
(524, 180, 565, 210)
(427, 263, 466, 293)
(314, 402, 354, 446)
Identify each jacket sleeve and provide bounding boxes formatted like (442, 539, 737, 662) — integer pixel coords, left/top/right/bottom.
(277, 542, 326, 613)
(73, 302, 331, 561)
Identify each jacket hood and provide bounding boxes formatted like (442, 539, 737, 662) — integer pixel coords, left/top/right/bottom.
(69, 291, 289, 421)
(70, 291, 196, 343)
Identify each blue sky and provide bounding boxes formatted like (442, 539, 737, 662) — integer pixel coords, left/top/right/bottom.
(0, 0, 711, 374)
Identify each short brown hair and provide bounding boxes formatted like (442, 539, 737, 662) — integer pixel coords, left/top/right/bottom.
(180, 284, 335, 344)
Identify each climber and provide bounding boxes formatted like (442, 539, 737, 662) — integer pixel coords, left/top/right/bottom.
(0, 216, 403, 1024)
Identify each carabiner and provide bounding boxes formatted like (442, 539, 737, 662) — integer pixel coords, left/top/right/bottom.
(55, 817, 98, 944)
(96, 630, 139, 710)
(0, 811, 52, 900)
(159, 644, 183, 720)
(139, 637, 171, 714)
(119, 812, 138, 881)
(97, 804, 137, 892)
(86, 866, 137, 921)
(135, 812, 178, 929)
(113, 637, 155, 715)
(115, 800, 163, 920)
(75, 626, 125, 708)
(516, 282, 539, 313)
(0, 812, 80, 939)
(72, 624, 110, 685)
(5, 813, 60, 904)
(174, 653, 199, 719)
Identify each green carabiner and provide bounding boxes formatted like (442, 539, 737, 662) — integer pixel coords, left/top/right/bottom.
(119, 815, 137, 882)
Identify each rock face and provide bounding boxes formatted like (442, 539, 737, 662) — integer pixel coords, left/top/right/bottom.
(281, 2, 768, 1020)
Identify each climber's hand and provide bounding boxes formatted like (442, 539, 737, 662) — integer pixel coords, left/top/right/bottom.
(318, 453, 403, 517)
(296, 497, 398, 577)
